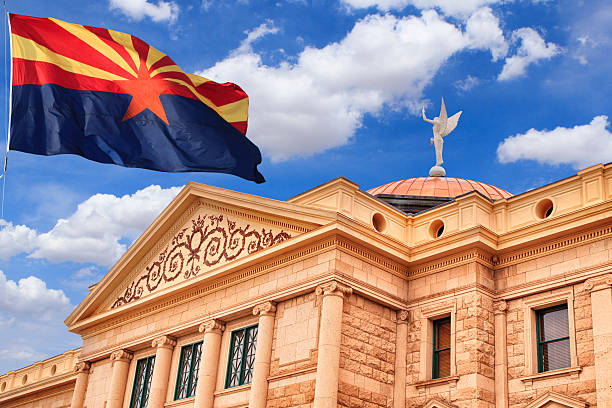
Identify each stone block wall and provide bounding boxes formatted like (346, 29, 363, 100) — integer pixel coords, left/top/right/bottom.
(505, 284, 597, 407)
(83, 359, 112, 408)
(338, 294, 396, 408)
(405, 287, 495, 408)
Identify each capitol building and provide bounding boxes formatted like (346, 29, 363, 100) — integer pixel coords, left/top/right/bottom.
(1, 163, 611, 408)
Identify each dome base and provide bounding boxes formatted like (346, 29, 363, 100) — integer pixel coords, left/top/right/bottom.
(429, 166, 446, 177)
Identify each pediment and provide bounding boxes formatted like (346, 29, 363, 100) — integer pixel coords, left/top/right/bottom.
(525, 392, 588, 408)
(102, 200, 300, 310)
(66, 182, 336, 328)
(424, 397, 455, 408)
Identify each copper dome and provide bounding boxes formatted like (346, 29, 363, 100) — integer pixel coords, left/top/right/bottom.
(368, 177, 512, 201)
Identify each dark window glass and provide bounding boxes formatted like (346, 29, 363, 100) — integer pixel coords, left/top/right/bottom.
(130, 356, 155, 408)
(174, 341, 203, 400)
(225, 325, 258, 388)
(536, 304, 571, 372)
(433, 317, 451, 379)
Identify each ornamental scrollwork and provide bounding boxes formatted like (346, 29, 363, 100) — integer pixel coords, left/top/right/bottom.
(112, 213, 292, 308)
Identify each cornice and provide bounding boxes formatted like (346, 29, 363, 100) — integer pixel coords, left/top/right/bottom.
(408, 247, 494, 279)
(0, 372, 75, 404)
(494, 223, 612, 269)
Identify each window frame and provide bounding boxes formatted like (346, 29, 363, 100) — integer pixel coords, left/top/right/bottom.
(535, 304, 571, 373)
(522, 288, 578, 375)
(129, 355, 156, 408)
(432, 317, 451, 379)
(418, 302, 456, 382)
(174, 341, 203, 400)
(224, 324, 258, 389)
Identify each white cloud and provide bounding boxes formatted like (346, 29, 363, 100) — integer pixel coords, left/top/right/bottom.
(455, 75, 480, 91)
(201, 11, 506, 161)
(0, 185, 181, 266)
(497, 115, 612, 169)
(341, 0, 500, 17)
(234, 21, 280, 55)
(31, 185, 182, 266)
(0, 220, 37, 260)
(465, 7, 508, 61)
(0, 270, 71, 321)
(109, 0, 179, 23)
(498, 27, 561, 81)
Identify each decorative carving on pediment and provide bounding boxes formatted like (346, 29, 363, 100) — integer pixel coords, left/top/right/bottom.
(111, 213, 292, 308)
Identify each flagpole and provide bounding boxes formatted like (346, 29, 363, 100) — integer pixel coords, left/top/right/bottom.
(1, 3, 11, 218)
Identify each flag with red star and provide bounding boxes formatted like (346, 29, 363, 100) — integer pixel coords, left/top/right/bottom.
(8, 14, 264, 183)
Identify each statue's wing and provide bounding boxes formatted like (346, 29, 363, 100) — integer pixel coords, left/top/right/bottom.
(439, 97, 448, 123)
(441, 111, 462, 137)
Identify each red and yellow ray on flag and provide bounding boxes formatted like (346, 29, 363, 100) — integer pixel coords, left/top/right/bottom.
(10, 14, 248, 132)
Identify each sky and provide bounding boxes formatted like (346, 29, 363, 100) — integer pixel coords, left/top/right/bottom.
(0, 0, 611, 373)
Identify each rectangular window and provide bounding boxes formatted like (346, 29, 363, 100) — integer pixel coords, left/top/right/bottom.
(130, 355, 155, 408)
(432, 317, 451, 379)
(536, 304, 571, 372)
(225, 324, 258, 388)
(174, 341, 203, 400)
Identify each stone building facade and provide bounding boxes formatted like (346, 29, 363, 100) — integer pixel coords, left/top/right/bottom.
(1, 163, 611, 408)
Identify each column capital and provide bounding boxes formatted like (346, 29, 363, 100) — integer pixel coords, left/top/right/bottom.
(74, 361, 91, 374)
(396, 310, 410, 324)
(584, 274, 612, 294)
(253, 301, 277, 317)
(110, 349, 133, 363)
(315, 280, 352, 298)
(493, 300, 508, 315)
(199, 319, 226, 335)
(152, 335, 177, 349)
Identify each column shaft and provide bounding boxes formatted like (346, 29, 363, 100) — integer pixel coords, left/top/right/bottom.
(148, 336, 177, 408)
(585, 275, 612, 408)
(393, 311, 408, 408)
(106, 350, 133, 408)
(193, 320, 225, 408)
(70, 362, 91, 408)
(493, 301, 509, 408)
(313, 281, 352, 408)
(249, 302, 277, 408)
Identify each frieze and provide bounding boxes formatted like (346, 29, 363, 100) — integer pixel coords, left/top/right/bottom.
(111, 213, 292, 308)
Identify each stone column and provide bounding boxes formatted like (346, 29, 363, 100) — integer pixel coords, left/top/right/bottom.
(584, 274, 612, 408)
(148, 335, 177, 408)
(313, 281, 352, 408)
(249, 301, 277, 408)
(70, 362, 91, 408)
(493, 301, 509, 408)
(193, 319, 225, 408)
(393, 310, 409, 408)
(107, 350, 133, 408)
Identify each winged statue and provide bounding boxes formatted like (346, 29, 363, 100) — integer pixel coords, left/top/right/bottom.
(422, 98, 462, 168)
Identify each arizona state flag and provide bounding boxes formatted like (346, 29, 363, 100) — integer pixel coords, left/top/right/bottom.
(9, 14, 264, 183)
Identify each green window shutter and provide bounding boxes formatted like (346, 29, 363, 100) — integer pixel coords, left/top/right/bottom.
(432, 317, 451, 379)
(225, 324, 259, 388)
(174, 341, 203, 400)
(130, 355, 156, 408)
(536, 304, 570, 372)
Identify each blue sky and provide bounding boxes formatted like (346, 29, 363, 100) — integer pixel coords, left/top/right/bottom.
(0, 0, 610, 373)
